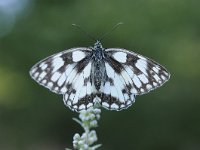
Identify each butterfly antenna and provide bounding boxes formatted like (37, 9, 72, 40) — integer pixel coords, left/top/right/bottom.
(72, 24, 96, 42)
(99, 22, 123, 41)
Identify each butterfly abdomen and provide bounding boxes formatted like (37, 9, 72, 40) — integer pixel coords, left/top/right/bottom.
(92, 44, 106, 91)
(93, 61, 104, 91)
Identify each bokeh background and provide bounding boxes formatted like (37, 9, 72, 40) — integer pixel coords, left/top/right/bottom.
(0, 0, 200, 150)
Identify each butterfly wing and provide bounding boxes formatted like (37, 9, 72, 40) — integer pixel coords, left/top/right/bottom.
(63, 60, 98, 111)
(30, 48, 92, 94)
(30, 48, 98, 111)
(99, 48, 170, 111)
(30, 46, 170, 112)
(99, 60, 135, 110)
(105, 48, 170, 96)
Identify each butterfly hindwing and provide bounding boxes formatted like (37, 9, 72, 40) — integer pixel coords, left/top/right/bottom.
(63, 61, 97, 111)
(100, 61, 135, 110)
(105, 48, 170, 95)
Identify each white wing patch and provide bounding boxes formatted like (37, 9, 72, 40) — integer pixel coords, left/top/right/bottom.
(132, 75, 142, 88)
(51, 72, 61, 82)
(112, 52, 127, 63)
(103, 82, 110, 95)
(135, 59, 148, 75)
(52, 57, 64, 72)
(83, 62, 92, 78)
(72, 51, 86, 62)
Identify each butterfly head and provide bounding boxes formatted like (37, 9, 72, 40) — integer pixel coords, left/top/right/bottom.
(94, 40, 103, 50)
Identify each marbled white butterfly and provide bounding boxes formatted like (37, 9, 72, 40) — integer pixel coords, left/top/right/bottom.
(30, 39, 170, 112)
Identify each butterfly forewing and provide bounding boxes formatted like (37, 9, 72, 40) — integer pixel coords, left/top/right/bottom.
(30, 48, 92, 93)
(105, 48, 170, 95)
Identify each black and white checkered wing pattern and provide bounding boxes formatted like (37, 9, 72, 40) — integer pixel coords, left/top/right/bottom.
(100, 60, 136, 110)
(30, 48, 96, 111)
(30, 44, 170, 112)
(105, 48, 170, 96)
(99, 48, 170, 111)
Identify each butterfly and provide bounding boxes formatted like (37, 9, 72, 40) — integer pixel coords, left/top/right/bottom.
(29, 40, 170, 112)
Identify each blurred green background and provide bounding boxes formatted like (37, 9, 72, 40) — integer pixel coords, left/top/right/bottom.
(0, 0, 200, 150)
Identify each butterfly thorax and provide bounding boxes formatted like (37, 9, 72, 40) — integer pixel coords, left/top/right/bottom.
(92, 41, 106, 91)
